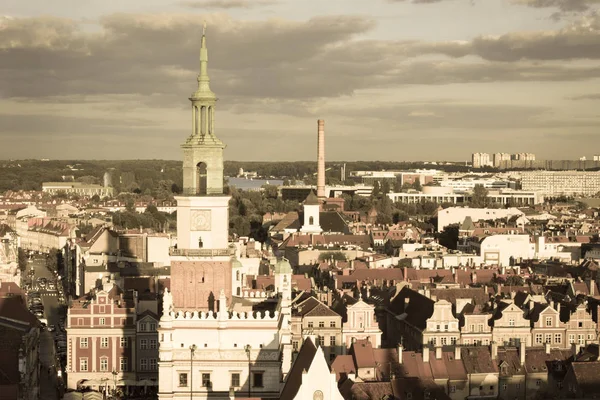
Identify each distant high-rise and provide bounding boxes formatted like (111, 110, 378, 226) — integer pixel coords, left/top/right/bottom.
(472, 153, 492, 168)
(493, 153, 511, 168)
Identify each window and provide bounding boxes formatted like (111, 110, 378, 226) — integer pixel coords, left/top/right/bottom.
(330, 321, 336, 328)
(535, 333, 543, 344)
(470, 324, 475, 332)
(569, 334, 575, 344)
(307, 322, 313, 328)
(120, 337, 129, 348)
(99, 318, 106, 325)
(490, 386, 494, 390)
(536, 380, 541, 386)
(202, 373, 211, 388)
(509, 319, 515, 327)
(292, 341, 299, 350)
(150, 358, 157, 370)
(545, 334, 552, 344)
(140, 359, 148, 371)
(318, 336, 325, 346)
(79, 358, 88, 372)
(319, 321, 325, 328)
(578, 334, 585, 345)
(120, 357, 128, 372)
(101, 337, 109, 348)
(150, 339, 158, 349)
(80, 337, 88, 348)
(150, 323, 156, 331)
(141, 339, 148, 349)
(554, 334, 562, 344)
(450, 386, 456, 393)
(330, 336, 336, 346)
(451, 337, 457, 345)
(100, 357, 108, 371)
(140, 323, 147, 332)
(179, 373, 188, 387)
(253, 372, 264, 388)
(478, 324, 484, 332)
(231, 373, 240, 388)
(588, 334, 594, 340)
(436, 324, 440, 330)
(502, 384, 507, 391)
(441, 337, 447, 345)
(546, 317, 552, 326)
(578, 322, 583, 328)
(445, 324, 449, 331)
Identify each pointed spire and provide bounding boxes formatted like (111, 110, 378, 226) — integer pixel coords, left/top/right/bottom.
(193, 21, 215, 100)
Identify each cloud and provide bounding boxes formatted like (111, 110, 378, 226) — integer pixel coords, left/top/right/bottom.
(406, 13, 600, 61)
(179, 0, 278, 9)
(510, 0, 600, 12)
(569, 93, 600, 99)
(2, 12, 600, 110)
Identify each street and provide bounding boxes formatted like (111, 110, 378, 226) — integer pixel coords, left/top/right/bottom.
(26, 254, 66, 399)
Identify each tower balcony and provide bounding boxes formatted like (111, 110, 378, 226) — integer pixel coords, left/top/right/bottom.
(169, 246, 236, 257)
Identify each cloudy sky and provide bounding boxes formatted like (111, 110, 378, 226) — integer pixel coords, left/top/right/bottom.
(1, 0, 599, 162)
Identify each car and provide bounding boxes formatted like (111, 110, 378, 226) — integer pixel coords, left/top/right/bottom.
(47, 325, 55, 332)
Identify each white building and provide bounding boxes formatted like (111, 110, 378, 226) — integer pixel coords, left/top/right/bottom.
(493, 153, 512, 167)
(437, 207, 524, 231)
(521, 171, 600, 197)
(157, 31, 294, 400)
(472, 153, 492, 168)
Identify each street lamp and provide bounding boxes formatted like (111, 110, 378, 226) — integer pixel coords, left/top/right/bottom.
(111, 369, 118, 398)
(189, 344, 197, 400)
(244, 344, 252, 398)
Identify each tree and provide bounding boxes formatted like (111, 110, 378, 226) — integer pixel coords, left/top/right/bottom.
(372, 181, 381, 198)
(91, 194, 101, 203)
(381, 180, 391, 196)
(18, 248, 27, 272)
(438, 224, 459, 250)
(505, 275, 524, 286)
(412, 178, 422, 191)
(318, 252, 347, 262)
(471, 184, 490, 208)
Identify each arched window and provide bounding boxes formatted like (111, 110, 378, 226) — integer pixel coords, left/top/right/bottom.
(196, 162, 207, 195)
(309, 216, 314, 225)
(236, 287, 241, 296)
(236, 271, 240, 281)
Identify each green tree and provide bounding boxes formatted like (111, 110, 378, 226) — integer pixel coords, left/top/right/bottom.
(18, 248, 27, 272)
(471, 184, 490, 208)
(318, 252, 347, 262)
(412, 178, 422, 191)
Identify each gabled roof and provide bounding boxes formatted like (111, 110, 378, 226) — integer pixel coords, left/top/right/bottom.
(280, 337, 318, 399)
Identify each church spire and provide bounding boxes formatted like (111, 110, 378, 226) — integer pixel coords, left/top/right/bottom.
(192, 22, 215, 100)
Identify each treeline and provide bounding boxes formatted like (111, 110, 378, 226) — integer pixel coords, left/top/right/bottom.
(1, 160, 476, 194)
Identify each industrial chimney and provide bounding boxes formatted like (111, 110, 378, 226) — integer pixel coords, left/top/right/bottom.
(317, 119, 325, 199)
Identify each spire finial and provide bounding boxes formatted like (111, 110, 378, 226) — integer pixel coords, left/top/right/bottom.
(203, 21, 207, 37)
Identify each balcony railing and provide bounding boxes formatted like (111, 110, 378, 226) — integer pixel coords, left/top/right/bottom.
(169, 247, 235, 257)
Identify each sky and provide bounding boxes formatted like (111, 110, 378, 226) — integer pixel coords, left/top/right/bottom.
(1, 0, 599, 162)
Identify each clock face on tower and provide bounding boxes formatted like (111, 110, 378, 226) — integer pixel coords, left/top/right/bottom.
(190, 209, 212, 231)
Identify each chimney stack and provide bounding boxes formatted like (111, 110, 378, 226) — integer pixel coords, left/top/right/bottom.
(455, 346, 461, 360)
(519, 341, 526, 365)
(423, 346, 430, 363)
(317, 119, 326, 200)
(435, 346, 442, 360)
(398, 344, 403, 364)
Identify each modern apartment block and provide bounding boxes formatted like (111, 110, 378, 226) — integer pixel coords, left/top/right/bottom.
(521, 171, 600, 197)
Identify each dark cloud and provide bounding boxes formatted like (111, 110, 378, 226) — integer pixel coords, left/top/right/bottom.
(1, 13, 600, 108)
(179, 0, 278, 9)
(406, 14, 600, 61)
(569, 93, 600, 99)
(511, 0, 600, 12)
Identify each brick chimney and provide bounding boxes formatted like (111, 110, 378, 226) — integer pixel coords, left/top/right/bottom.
(317, 119, 326, 199)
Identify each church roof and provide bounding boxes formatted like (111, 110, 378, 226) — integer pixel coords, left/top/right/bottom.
(280, 337, 318, 399)
(304, 190, 320, 206)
